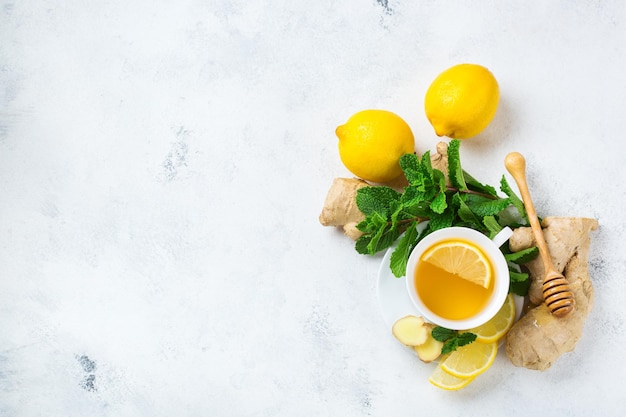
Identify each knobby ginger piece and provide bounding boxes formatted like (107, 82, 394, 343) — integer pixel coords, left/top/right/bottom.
(430, 141, 451, 186)
(319, 177, 368, 240)
(392, 315, 429, 347)
(509, 217, 599, 305)
(414, 323, 444, 363)
(505, 217, 598, 371)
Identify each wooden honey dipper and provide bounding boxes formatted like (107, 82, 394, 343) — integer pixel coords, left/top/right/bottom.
(504, 152, 575, 318)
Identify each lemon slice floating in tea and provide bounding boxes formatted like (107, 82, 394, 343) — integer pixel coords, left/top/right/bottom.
(421, 240, 492, 288)
(440, 341, 498, 379)
(468, 293, 516, 344)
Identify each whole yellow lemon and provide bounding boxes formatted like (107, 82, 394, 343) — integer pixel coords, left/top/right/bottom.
(336, 110, 415, 183)
(424, 63, 499, 139)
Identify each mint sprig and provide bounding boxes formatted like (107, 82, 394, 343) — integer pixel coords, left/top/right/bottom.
(432, 326, 477, 354)
(447, 139, 467, 191)
(504, 246, 539, 296)
(354, 139, 534, 295)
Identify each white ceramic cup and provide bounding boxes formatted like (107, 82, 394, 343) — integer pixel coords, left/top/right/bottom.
(405, 226, 513, 330)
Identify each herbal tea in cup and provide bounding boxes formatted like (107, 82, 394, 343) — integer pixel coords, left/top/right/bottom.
(405, 227, 512, 330)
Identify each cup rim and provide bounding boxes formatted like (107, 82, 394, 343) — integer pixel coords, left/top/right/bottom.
(405, 226, 511, 330)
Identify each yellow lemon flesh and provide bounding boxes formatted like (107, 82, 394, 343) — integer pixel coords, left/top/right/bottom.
(336, 110, 415, 183)
(468, 293, 516, 344)
(428, 365, 475, 391)
(440, 341, 498, 379)
(424, 63, 499, 139)
(421, 240, 492, 289)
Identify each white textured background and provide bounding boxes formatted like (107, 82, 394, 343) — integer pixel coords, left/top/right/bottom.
(1, 1, 624, 416)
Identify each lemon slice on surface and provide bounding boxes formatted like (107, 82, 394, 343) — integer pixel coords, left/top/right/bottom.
(440, 341, 498, 379)
(428, 365, 475, 391)
(468, 293, 516, 344)
(421, 240, 492, 288)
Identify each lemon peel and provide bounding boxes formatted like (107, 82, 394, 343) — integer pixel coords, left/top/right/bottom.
(336, 110, 415, 183)
(424, 63, 499, 139)
(440, 341, 498, 379)
(421, 240, 492, 289)
(469, 293, 516, 344)
(428, 365, 475, 391)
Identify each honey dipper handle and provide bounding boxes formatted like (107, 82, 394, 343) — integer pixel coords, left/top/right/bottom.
(504, 152, 555, 273)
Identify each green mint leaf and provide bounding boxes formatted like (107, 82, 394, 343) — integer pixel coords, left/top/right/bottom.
(400, 198, 432, 218)
(401, 151, 440, 202)
(398, 150, 444, 195)
(497, 206, 525, 228)
(389, 221, 420, 278)
(505, 246, 539, 264)
(355, 235, 371, 254)
(441, 341, 457, 355)
(433, 168, 447, 193)
(430, 192, 447, 214)
(447, 139, 467, 191)
(367, 222, 400, 254)
(454, 193, 482, 228)
(465, 194, 511, 217)
(464, 170, 498, 197)
(356, 186, 401, 216)
(400, 185, 420, 204)
(510, 276, 531, 296)
(509, 269, 530, 282)
(388, 199, 406, 229)
(441, 332, 477, 355)
(456, 332, 477, 347)
(399, 153, 422, 185)
(419, 151, 436, 187)
(431, 326, 456, 342)
(369, 211, 389, 228)
(428, 206, 455, 231)
(483, 215, 503, 239)
(355, 219, 368, 233)
(500, 175, 527, 222)
(355, 214, 385, 233)
(397, 190, 431, 225)
(420, 150, 433, 173)
(355, 212, 390, 254)
(432, 326, 477, 354)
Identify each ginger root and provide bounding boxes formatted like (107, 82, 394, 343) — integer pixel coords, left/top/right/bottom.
(318, 177, 369, 240)
(392, 315, 429, 346)
(414, 323, 444, 363)
(430, 141, 450, 186)
(319, 142, 450, 240)
(505, 217, 598, 371)
(392, 316, 443, 363)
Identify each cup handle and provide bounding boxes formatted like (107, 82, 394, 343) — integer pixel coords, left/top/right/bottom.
(492, 227, 513, 248)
